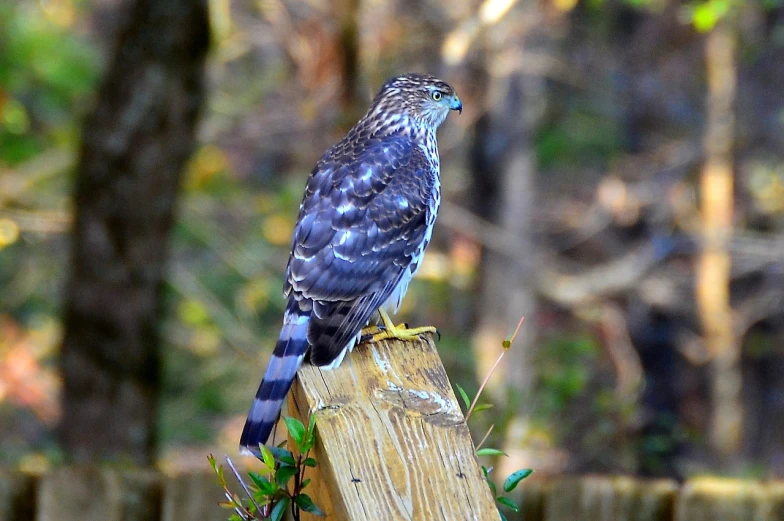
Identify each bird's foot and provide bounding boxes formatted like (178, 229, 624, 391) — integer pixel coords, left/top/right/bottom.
(360, 324, 441, 343)
(359, 324, 385, 343)
(360, 310, 440, 344)
(368, 322, 439, 343)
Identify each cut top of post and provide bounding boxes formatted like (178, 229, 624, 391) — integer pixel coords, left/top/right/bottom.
(288, 334, 499, 520)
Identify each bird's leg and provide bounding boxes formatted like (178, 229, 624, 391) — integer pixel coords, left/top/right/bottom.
(362, 309, 438, 343)
(359, 311, 386, 340)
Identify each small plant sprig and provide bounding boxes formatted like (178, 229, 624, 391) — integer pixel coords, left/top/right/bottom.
(455, 315, 533, 521)
(209, 414, 325, 521)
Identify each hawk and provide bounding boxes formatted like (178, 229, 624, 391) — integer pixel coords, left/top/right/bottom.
(240, 73, 462, 455)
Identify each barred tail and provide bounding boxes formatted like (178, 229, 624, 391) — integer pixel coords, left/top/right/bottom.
(239, 306, 310, 456)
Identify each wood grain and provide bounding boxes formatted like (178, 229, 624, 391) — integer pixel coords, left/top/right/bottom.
(288, 334, 498, 520)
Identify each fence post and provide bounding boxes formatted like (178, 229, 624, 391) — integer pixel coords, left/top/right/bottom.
(288, 334, 498, 520)
(36, 468, 160, 521)
(675, 478, 784, 521)
(543, 476, 677, 521)
(161, 473, 229, 521)
(0, 470, 35, 521)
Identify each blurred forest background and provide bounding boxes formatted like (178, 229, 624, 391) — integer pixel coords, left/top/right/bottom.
(1, 0, 784, 482)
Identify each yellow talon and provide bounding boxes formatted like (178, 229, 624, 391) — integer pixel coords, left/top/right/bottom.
(360, 324, 384, 337)
(362, 310, 438, 344)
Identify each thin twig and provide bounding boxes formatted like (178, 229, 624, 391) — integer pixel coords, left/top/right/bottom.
(292, 453, 303, 521)
(466, 316, 525, 421)
(298, 449, 311, 493)
(508, 315, 526, 345)
(466, 351, 506, 421)
(476, 424, 495, 451)
(226, 456, 264, 516)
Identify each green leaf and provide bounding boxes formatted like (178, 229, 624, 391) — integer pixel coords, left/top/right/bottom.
(295, 493, 326, 515)
(502, 339, 511, 349)
(503, 469, 533, 492)
(284, 416, 306, 447)
(249, 472, 277, 496)
(498, 510, 508, 521)
(268, 446, 296, 466)
(455, 384, 471, 411)
(276, 465, 299, 489)
(304, 413, 317, 450)
(477, 448, 508, 457)
(301, 478, 311, 489)
(481, 465, 490, 478)
(260, 445, 276, 472)
(253, 489, 273, 506)
(207, 455, 226, 486)
(496, 496, 519, 513)
(471, 403, 495, 413)
(270, 497, 290, 521)
(303, 457, 317, 467)
(486, 476, 497, 497)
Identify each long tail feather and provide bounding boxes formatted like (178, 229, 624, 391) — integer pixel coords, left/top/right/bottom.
(239, 306, 310, 456)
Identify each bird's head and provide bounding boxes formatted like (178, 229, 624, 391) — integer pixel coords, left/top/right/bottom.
(371, 73, 462, 130)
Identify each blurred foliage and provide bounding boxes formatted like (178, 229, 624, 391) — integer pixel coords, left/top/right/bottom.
(0, 1, 99, 465)
(535, 334, 599, 417)
(0, 3, 98, 164)
(530, 333, 639, 471)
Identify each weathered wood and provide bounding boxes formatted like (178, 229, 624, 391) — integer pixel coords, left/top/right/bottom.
(288, 334, 498, 520)
(675, 478, 784, 521)
(36, 468, 161, 521)
(544, 476, 677, 521)
(0, 470, 34, 521)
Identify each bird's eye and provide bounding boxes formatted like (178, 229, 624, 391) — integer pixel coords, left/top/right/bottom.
(431, 91, 443, 101)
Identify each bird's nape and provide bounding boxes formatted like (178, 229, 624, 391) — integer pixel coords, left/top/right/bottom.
(370, 73, 462, 128)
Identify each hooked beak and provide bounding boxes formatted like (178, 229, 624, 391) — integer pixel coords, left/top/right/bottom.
(450, 96, 463, 114)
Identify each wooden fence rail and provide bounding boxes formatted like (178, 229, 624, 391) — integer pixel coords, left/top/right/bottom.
(3, 469, 784, 521)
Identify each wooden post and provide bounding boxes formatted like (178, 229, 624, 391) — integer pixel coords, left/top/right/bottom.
(288, 334, 499, 520)
(0, 470, 35, 521)
(675, 478, 784, 521)
(544, 476, 677, 521)
(37, 468, 161, 521)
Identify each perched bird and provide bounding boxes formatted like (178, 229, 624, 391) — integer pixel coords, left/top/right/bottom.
(240, 73, 462, 455)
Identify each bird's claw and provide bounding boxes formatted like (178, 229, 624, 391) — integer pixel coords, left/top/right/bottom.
(360, 311, 439, 344)
(360, 325, 386, 344)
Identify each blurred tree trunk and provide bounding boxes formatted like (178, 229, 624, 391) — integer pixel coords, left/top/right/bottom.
(59, 0, 209, 464)
(469, 24, 547, 474)
(471, 70, 539, 392)
(337, 0, 360, 117)
(696, 21, 739, 460)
